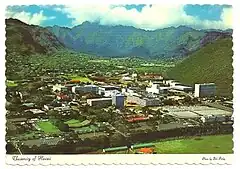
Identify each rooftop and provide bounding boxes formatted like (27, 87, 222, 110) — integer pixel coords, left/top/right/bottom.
(87, 98, 112, 101)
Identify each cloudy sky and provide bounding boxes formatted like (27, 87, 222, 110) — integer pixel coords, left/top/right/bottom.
(6, 4, 232, 30)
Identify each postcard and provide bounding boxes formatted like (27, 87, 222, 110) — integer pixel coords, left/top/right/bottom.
(4, 1, 235, 165)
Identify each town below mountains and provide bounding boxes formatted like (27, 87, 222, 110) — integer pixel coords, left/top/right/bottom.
(5, 18, 233, 154)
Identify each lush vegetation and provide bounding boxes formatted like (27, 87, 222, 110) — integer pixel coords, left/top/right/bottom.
(167, 38, 233, 97)
(154, 134, 233, 154)
(5, 19, 64, 56)
(48, 22, 232, 58)
(6, 80, 18, 87)
(61, 74, 93, 83)
(36, 121, 60, 133)
(6, 50, 175, 81)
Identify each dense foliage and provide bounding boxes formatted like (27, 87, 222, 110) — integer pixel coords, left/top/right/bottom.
(5, 18, 64, 56)
(48, 22, 232, 58)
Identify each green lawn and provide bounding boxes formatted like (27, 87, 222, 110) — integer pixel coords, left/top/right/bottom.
(154, 134, 233, 154)
(59, 74, 93, 83)
(36, 121, 60, 133)
(64, 119, 80, 124)
(6, 80, 18, 87)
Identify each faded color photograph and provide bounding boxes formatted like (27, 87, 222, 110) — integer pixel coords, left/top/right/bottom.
(5, 4, 233, 154)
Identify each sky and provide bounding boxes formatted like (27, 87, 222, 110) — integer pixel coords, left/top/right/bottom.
(5, 4, 232, 30)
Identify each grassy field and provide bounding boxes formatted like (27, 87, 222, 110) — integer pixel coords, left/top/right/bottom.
(36, 121, 60, 133)
(6, 80, 18, 87)
(59, 74, 93, 83)
(154, 134, 233, 154)
(106, 134, 233, 154)
(70, 76, 93, 83)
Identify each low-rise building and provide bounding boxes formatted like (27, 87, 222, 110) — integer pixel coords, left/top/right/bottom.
(98, 85, 121, 97)
(112, 94, 125, 109)
(172, 85, 193, 92)
(163, 80, 176, 86)
(87, 98, 112, 107)
(127, 95, 161, 107)
(194, 83, 216, 98)
(24, 109, 46, 116)
(72, 85, 99, 94)
(200, 114, 227, 123)
(146, 84, 170, 94)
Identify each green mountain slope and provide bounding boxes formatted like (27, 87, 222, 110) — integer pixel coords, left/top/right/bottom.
(48, 22, 232, 58)
(5, 18, 65, 55)
(167, 38, 233, 96)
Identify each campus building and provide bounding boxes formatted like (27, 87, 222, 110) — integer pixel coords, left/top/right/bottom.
(87, 98, 112, 107)
(127, 95, 161, 107)
(112, 94, 125, 109)
(194, 83, 216, 97)
(72, 85, 98, 94)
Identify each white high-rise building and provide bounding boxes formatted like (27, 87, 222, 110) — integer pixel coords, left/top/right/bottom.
(194, 83, 216, 98)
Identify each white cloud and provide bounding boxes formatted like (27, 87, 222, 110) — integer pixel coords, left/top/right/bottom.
(221, 7, 232, 29)
(5, 9, 55, 25)
(57, 4, 232, 30)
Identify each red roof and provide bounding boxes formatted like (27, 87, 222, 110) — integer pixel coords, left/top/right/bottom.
(57, 94, 69, 100)
(138, 148, 153, 154)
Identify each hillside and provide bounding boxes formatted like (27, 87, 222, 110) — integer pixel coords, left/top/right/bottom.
(47, 22, 232, 58)
(167, 38, 233, 96)
(5, 18, 65, 55)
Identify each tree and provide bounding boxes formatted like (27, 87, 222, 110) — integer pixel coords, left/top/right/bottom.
(109, 133, 125, 147)
(58, 123, 69, 132)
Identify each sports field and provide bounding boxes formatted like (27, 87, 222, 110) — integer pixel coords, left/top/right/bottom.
(154, 134, 233, 154)
(36, 121, 60, 133)
(106, 134, 233, 154)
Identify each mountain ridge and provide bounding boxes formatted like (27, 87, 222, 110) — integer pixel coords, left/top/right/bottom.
(47, 21, 232, 57)
(5, 18, 65, 55)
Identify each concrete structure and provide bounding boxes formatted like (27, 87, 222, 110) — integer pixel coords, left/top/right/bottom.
(72, 85, 98, 94)
(122, 88, 140, 96)
(194, 83, 216, 97)
(149, 81, 163, 87)
(172, 85, 193, 92)
(112, 94, 125, 109)
(146, 84, 160, 94)
(200, 114, 227, 123)
(146, 83, 170, 95)
(98, 85, 121, 97)
(52, 84, 68, 92)
(163, 80, 177, 86)
(87, 98, 112, 107)
(169, 82, 181, 87)
(127, 95, 161, 107)
(163, 105, 232, 122)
